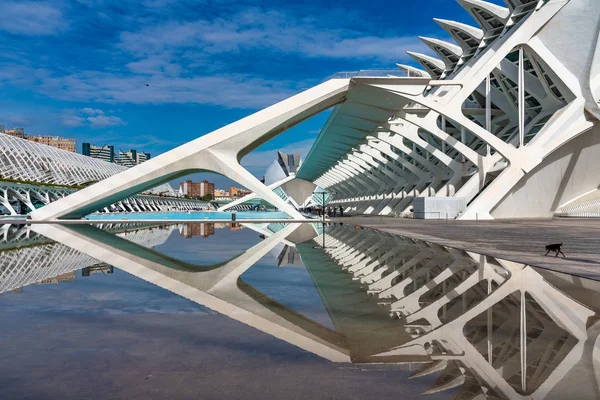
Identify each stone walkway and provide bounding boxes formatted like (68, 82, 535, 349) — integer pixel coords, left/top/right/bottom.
(333, 216, 600, 280)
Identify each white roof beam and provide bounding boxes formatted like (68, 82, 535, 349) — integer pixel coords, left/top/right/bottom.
(456, 0, 511, 55)
(433, 18, 483, 61)
(396, 64, 431, 78)
(406, 52, 446, 80)
(419, 37, 463, 71)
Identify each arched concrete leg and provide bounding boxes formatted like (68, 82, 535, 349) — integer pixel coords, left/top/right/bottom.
(30, 79, 350, 220)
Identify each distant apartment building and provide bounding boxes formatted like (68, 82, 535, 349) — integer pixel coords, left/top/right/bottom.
(38, 271, 77, 284)
(82, 143, 115, 163)
(4, 128, 26, 139)
(179, 223, 215, 238)
(2, 128, 76, 152)
(214, 189, 229, 198)
(116, 149, 151, 167)
(28, 136, 76, 152)
(115, 150, 136, 167)
(136, 151, 150, 164)
(200, 180, 214, 198)
(229, 187, 251, 198)
(0, 125, 4, 133)
(81, 143, 150, 166)
(180, 179, 215, 198)
(180, 180, 199, 197)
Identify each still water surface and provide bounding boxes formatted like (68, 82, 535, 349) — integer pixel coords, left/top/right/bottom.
(1, 222, 599, 399)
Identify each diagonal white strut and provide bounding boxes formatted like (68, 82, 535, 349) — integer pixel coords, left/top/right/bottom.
(30, 79, 351, 221)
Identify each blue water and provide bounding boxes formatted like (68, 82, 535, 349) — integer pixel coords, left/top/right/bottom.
(86, 211, 291, 221)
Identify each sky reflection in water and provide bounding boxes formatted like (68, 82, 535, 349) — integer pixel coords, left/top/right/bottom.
(1, 222, 600, 399)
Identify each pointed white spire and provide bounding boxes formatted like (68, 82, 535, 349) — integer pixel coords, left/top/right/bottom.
(433, 18, 483, 53)
(406, 51, 446, 79)
(396, 63, 431, 78)
(419, 37, 463, 69)
(456, 0, 510, 34)
(503, 0, 539, 11)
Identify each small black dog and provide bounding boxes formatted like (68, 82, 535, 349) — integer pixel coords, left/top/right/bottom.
(545, 242, 565, 257)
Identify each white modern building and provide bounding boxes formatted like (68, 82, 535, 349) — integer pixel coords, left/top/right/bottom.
(298, 0, 600, 219)
(29, 0, 600, 221)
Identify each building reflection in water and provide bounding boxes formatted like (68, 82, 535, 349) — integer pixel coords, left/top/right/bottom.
(0, 223, 174, 293)
(179, 222, 244, 239)
(277, 245, 303, 268)
(81, 264, 114, 276)
(2, 221, 600, 398)
(316, 224, 600, 399)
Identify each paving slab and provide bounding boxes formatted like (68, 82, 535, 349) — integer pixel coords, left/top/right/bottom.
(335, 216, 600, 280)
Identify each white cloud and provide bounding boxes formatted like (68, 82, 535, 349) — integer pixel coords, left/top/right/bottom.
(40, 71, 299, 108)
(118, 8, 427, 62)
(61, 108, 126, 128)
(81, 108, 104, 115)
(61, 114, 86, 127)
(0, 2, 67, 35)
(0, 5, 434, 109)
(87, 114, 125, 127)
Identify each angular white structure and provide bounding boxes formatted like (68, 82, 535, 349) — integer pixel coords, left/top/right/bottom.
(296, 0, 600, 219)
(29, 0, 600, 220)
(31, 79, 351, 220)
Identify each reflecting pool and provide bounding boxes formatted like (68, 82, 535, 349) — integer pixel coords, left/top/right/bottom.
(1, 222, 600, 399)
(85, 210, 292, 221)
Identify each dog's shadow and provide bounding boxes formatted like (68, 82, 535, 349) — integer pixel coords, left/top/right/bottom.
(546, 256, 600, 266)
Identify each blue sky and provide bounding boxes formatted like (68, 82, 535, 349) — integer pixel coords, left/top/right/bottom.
(0, 0, 502, 188)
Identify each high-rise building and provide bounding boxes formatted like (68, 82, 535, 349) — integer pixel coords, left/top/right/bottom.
(27, 136, 76, 152)
(180, 179, 214, 198)
(0, 125, 4, 133)
(200, 180, 214, 198)
(180, 179, 200, 197)
(179, 223, 215, 238)
(82, 143, 115, 163)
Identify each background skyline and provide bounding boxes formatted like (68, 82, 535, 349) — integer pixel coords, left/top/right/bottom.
(0, 0, 505, 188)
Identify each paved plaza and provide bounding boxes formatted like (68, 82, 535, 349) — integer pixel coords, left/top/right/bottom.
(338, 216, 600, 280)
